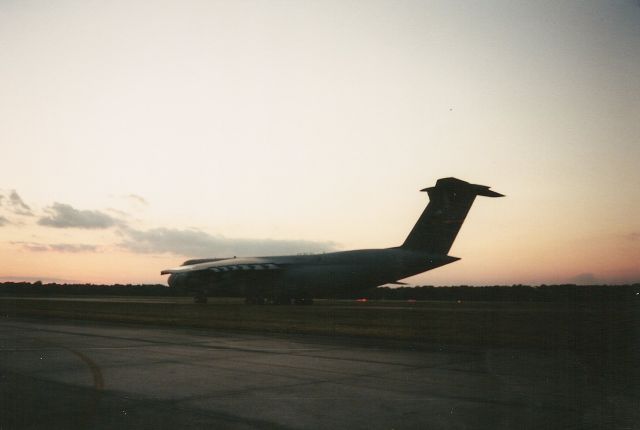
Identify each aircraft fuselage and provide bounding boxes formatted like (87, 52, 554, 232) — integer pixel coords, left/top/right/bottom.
(163, 177, 503, 303)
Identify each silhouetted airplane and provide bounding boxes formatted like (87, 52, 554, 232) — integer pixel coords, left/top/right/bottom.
(161, 177, 503, 303)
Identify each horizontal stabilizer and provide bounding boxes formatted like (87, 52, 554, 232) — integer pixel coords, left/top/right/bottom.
(420, 177, 504, 198)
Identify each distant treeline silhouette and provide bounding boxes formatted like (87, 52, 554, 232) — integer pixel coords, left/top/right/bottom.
(0, 281, 638, 302)
(0, 282, 170, 296)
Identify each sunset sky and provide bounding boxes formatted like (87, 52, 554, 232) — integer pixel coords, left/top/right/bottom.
(1, 0, 639, 285)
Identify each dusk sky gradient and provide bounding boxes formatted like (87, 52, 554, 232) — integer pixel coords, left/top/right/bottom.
(1, 0, 639, 285)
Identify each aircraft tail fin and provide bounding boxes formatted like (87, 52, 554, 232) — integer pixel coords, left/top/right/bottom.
(401, 177, 503, 254)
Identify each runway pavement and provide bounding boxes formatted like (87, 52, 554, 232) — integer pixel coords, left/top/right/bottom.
(0, 318, 636, 429)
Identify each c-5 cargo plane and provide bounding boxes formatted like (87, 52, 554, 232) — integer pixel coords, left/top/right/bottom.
(161, 177, 503, 303)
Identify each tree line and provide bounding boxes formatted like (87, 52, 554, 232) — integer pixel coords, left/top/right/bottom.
(0, 281, 638, 302)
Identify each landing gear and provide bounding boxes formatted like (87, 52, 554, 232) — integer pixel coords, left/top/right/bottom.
(194, 290, 208, 304)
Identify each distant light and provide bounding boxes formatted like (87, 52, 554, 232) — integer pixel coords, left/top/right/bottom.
(407, 299, 417, 304)
(355, 298, 368, 302)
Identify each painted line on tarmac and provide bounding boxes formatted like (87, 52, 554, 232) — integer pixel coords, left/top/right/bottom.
(26, 335, 106, 426)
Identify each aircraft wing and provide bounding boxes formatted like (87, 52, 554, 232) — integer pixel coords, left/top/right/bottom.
(161, 258, 280, 275)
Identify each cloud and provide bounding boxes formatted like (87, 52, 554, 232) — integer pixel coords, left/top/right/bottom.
(12, 241, 50, 252)
(49, 243, 100, 253)
(0, 215, 9, 226)
(11, 241, 99, 253)
(2, 190, 33, 216)
(569, 273, 599, 285)
(118, 227, 337, 257)
(106, 208, 130, 217)
(628, 232, 640, 241)
(38, 203, 121, 229)
(126, 194, 148, 205)
(110, 193, 148, 207)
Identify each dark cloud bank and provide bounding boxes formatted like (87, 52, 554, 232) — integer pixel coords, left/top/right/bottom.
(0, 190, 33, 218)
(8, 197, 336, 257)
(9, 191, 33, 216)
(38, 203, 121, 229)
(119, 227, 336, 257)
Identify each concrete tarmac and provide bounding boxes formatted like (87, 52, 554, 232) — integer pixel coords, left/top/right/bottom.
(0, 318, 636, 429)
